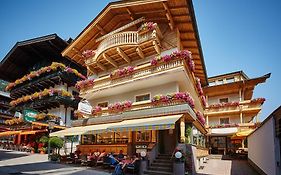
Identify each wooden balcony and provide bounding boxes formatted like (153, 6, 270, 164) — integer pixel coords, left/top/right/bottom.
(73, 100, 197, 127)
(10, 71, 83, 99)
(14, 95, 79, 112)
(205, 100, 264, 116)
(85, 27, 162, 73)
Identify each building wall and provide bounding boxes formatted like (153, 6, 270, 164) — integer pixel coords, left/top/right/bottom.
(208, 115, 241, 126)
(90, 82, 179, 106)
(208, 93, 240, 105)
(248, 117, 277, 175)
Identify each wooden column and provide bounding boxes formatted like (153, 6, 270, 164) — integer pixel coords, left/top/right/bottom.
(180, 117, 185, 143)
(206, 115, 209, 126)
(239, 89, 242, 101)
(128, 131, 132, 143)
(152, 130, 156, 142)
(17, 134, 21, 145)
(240, 111, 243, 124)
(206, 95, 209, 107)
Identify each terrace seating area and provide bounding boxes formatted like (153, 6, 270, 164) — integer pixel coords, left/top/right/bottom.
(60, 149, 140, 174)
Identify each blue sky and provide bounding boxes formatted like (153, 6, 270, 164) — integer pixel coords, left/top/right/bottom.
(0, 0, 280, 121)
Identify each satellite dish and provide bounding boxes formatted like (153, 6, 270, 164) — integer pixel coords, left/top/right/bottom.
(175, 151, 182, 159)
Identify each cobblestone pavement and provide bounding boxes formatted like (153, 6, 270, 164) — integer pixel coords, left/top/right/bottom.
(0, 149, 111, 175)
(197, 158, 259, 175)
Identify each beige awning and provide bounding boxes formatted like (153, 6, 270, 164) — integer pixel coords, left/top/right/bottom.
(50, 123, 119, 137)
(50, 126, 86, 137)
(107, 115, 183, 132)
(50, 115, 182, 137)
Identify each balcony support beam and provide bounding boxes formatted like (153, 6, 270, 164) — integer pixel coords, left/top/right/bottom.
(180, 117, 185, 143)
(117, 47, 131, 63)
(96, 62, 107, 71)
(126, 7, 134, 21)
(103, 53, 118, 68)
(153, 41, 161, 54)
(136, 47, 145, 59)
(162, 2, 175, 31)
(96, 23, 106, 35)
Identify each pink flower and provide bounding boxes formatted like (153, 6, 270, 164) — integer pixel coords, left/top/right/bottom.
(150, 58, 158, 66)
(82, 50, 96, 58)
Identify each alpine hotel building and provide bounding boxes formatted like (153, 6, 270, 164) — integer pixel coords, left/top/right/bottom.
(50, 0, 270, 174)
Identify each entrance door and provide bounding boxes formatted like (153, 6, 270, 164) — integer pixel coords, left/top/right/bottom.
(210, 136, 227, 155)
(158, 130, 176, 154)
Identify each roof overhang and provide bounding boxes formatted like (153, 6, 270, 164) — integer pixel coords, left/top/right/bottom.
(62, 0, 208, 85)
(204, 73, 271, 99)
(0, 34, 83, 82)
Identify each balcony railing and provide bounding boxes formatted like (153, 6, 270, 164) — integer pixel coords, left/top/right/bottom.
(206, 123, 257, 129)
(205, 99, 264, 116)
(84, 59, 183, 93)
(86, 27, 161, 65)
(73, 100, 197, 127)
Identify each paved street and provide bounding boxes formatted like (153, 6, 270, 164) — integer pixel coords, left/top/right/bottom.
(197, 158, 259, 175)
(0, 149, 110, 175)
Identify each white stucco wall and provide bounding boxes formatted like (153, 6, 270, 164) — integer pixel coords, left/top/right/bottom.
(90, 82, 179, 106)
(208, 93, 240, 105)
(48, 105, 74, 127)
(248, 117, 277, 175)
(208, 115, 241, 126)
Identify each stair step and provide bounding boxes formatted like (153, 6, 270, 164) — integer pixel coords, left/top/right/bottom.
(154, 159, 172, 163)
(149, 166, 172, 172)
(144, 170, 173, 175)
(151, 162, 172, 167)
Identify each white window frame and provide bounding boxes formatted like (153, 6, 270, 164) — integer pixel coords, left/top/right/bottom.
(135, 93, 151, 102)
(219, 117, 230, 125)
(97, 101, 109, 107)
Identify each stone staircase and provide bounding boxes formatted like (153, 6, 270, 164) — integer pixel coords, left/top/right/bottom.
(144, 154, 173, 175)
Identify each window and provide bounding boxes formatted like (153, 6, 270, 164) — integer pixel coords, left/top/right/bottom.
(219, 98, 229, 103)
(97, 102, 108, 108)
(135, 94, 150, 102)
(209, 81, 216, 86)
(115, 132, 129, 144)
(220, 118, 230, 125)
(82, 135, 96, 144)
(136, 131, 151, 142)
(226, 78, 234, 83)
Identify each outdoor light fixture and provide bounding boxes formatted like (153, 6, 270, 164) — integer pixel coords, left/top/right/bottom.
(140, 151, 146, 157)
(175, 151, 182, 159)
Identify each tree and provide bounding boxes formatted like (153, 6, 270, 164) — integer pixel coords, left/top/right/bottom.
(49, 137, 64, 154)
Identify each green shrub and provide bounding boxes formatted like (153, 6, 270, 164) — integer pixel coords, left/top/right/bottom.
(49, 137, 63, 149)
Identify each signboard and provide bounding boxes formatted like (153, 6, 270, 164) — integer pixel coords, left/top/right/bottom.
(23, 109, 38, 122)
(78, 100, 92, 115)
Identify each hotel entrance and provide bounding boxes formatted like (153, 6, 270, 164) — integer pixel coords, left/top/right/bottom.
(158, 129, 177, 154)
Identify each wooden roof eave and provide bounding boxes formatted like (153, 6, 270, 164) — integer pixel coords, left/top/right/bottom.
(204, 73, 271, 95)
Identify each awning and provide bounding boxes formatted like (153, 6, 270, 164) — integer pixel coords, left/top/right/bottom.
(50, 126, 85, 137)
(0, 131, 21, 137)
(210, 127, 238, 136)
(20, 129, 48, 135)
(107, 115, 183, 132)
(50, 115, 182, 137)
(50, 123, 119, 137)
(231, 129, 254, 139)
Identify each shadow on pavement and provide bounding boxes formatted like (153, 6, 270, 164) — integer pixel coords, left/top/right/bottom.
(0, 150, 29, 161)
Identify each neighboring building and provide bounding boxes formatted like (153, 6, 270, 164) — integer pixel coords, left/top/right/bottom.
(248, 106, 281, 175)
(0, 90, 13, 132)
(204, 71, 270, 155)
(52, 0, 209, 174)
(0, 34, 85, 146)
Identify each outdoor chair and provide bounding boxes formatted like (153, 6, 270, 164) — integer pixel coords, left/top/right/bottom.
(81, 154, 89, 166)
(102, 156, 111, 169)
(126, 160, 140, 175)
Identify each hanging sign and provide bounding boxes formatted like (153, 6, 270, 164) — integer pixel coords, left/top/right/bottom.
(23, 109, 38, 122)
(78, 100, 92, 115)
